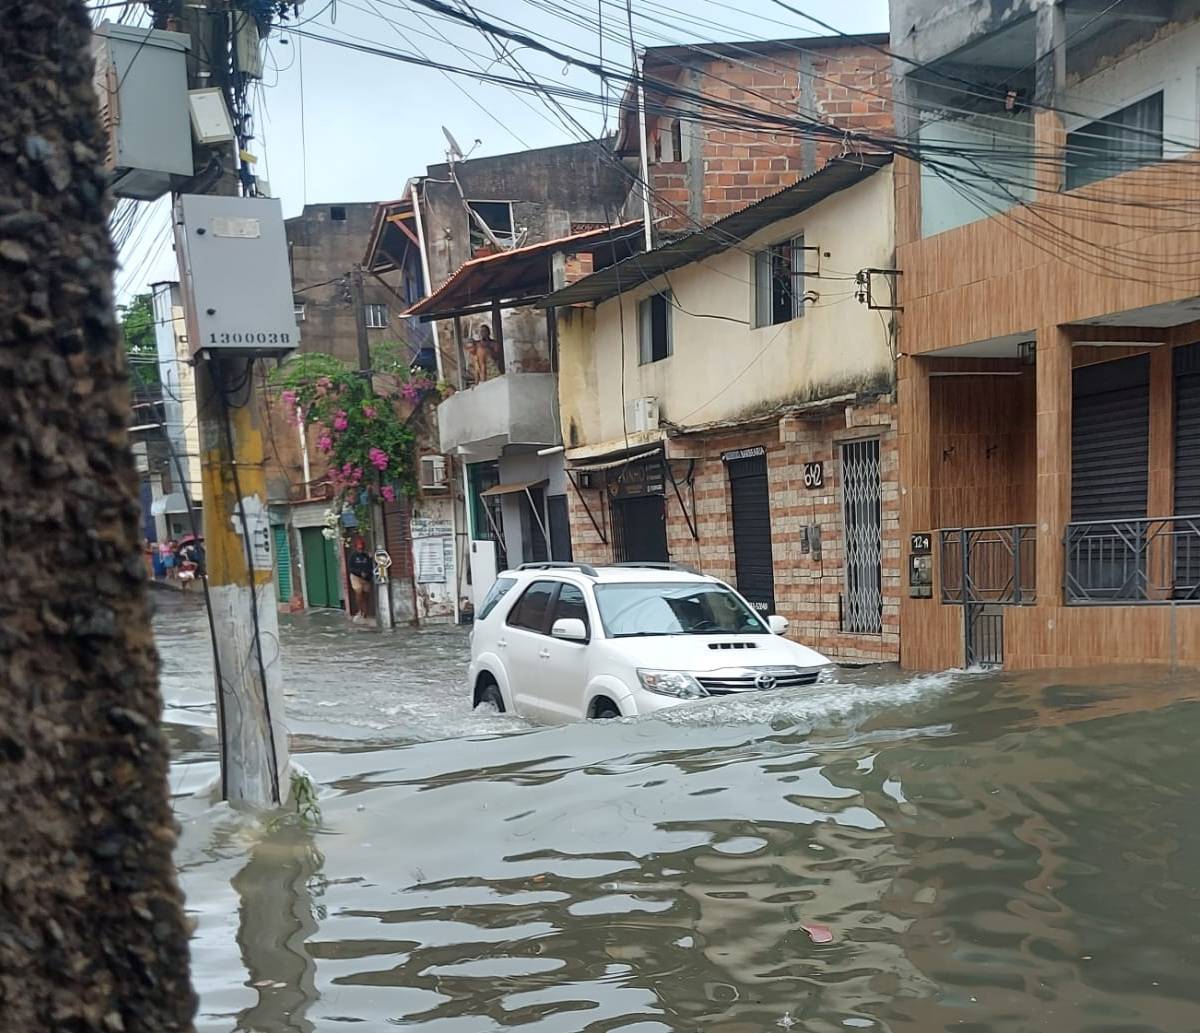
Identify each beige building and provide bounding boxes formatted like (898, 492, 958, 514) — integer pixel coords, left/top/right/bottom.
(544, 156, 903, 663)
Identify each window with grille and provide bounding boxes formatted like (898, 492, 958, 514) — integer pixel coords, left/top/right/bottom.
(841, 438, 883, 634)
(754, 235, 805, 327)
(1066, 91, 1163, 190)
(638, 292, 672, 364)
(364, 303, 388, 329)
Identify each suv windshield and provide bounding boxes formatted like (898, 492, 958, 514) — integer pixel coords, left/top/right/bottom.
(594, 582, 767, 637)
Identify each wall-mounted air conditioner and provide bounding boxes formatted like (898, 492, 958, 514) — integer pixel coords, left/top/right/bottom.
(420, 454, 449, 490)
(626, 396, 660, 434)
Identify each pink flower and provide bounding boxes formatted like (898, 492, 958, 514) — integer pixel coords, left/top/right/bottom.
(341, 462, 353, 476)
(316, 434, 333, 453)
(368, 447, 389, 471)
(280, 389, 297, 409)
(363, 404, 377, 420)
(353, 466, 364, 482)
(381, 485, 396, 503)
(400, 382, 420, 403)
(333, 410, 349, 432)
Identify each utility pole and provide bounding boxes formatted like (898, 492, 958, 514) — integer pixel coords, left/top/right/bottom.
(177, 1, 289, 808)
(350, 264, 395, 629)
(627, 0, 653, 252)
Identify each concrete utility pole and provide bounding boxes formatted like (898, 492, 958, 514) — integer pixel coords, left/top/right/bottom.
(179, 2, 289, 808)
(0, 2, 194, 1028)
(349, 264, 395, 629)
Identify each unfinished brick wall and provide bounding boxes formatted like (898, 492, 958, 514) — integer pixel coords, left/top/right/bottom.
(565, 400, 900, 664)
(643, 43, 893, 229)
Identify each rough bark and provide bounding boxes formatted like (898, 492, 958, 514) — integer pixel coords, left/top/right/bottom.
(0, 1, 196, 1030)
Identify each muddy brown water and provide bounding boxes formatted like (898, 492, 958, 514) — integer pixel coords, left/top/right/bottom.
(155, 594, 1200, 1032)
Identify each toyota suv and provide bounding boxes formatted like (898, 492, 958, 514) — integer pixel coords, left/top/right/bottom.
(468, 562, 833, 722)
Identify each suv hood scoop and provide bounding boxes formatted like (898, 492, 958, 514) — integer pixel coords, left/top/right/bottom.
(707, 641, 758, 650)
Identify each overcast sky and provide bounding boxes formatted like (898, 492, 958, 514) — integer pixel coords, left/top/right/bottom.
(111, 0, 888, 302)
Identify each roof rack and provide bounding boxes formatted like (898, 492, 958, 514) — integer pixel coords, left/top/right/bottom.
(516, 561, 600, 577)
(607, 561, 699, 574)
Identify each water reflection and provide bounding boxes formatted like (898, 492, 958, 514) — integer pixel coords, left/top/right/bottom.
(233, 827, 322, 1033)
(157, 595, 1200, 1032)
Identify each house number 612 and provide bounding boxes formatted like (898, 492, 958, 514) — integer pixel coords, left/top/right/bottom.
(803, 462, 824, 489)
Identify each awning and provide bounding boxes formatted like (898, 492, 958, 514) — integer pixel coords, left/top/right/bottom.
(567, 446, 663, 474)
(150, 492, 188, 516)
(479, 478, 548, 498)
(404, 222, 645, 321)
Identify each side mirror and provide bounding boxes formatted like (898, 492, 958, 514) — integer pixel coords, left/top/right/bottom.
(551, 617, 588, 642)
(767, 615, 789, 636)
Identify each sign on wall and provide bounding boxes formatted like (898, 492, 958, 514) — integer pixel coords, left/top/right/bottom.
(910, 532, 932, 555)
(720, 445, 766, 463)
(802, 461, 824, 489)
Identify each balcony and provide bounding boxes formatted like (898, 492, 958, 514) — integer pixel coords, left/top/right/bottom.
(437, 372, 560, 455)
(1066, 515, 1200, 604)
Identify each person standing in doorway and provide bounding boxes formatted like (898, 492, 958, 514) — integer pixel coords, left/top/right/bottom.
(348, 537, 373, 623)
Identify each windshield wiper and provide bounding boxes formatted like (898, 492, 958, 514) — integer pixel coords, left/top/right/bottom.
(612, 631, 673, 638)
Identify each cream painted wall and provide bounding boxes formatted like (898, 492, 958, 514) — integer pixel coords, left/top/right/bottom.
(558, 167, 895, 454)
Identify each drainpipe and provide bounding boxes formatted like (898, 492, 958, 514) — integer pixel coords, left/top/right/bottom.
(410, 181, 443, 383)
(633, 48, 654, 253)
(296, 409, 311, 492)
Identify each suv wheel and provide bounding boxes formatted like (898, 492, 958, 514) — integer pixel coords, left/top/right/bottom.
(475, 682, 505, 713)
(591, 698, 620, 720)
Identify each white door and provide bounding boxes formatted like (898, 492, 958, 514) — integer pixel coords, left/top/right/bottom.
(502, 579, 558, 721)
(538, 582, 592, 721)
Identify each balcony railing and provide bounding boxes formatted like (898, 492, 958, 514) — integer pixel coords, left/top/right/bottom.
(1065, 515, 1200, 604)
(940, 525, 1037, 605)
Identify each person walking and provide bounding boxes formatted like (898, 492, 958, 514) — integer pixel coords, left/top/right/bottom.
(348, 537, 373, 623)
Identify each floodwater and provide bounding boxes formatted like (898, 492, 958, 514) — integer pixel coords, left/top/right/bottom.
(156, 592, 1200, 1033)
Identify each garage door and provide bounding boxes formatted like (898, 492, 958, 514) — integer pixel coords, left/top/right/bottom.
(1072, 354, 1149, 521)
(727, 449, 775, 614)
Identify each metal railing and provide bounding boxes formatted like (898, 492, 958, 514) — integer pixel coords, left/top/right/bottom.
(940, 525, 1037, 605)
(1065, 515, 1200, 604)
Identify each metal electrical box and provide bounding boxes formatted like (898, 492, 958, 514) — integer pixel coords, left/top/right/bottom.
(174, 195, 299, 359)
(92, 23, 193, 200)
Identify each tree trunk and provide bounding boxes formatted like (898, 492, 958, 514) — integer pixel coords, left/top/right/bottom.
(0, 2, 195, 1030)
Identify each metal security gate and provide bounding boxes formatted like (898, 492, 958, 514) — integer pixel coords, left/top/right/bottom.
(612, 495, 668, 563)
(726, 449, 776, 614)
(1174, 343, 1200, 594)
(1070, 355, 1150, 598)
(840, 439, 882, 633)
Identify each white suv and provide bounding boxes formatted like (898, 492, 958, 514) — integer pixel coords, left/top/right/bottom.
(469, 562, 832, 722)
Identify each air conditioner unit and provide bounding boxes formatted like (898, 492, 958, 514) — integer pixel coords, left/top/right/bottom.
(420, 454, 449, 490)
(626, 396, 660, 434)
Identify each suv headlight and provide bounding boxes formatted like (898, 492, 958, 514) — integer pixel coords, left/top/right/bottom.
(637, 669, 707, 699)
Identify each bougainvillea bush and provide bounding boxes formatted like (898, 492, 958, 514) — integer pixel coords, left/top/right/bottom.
(271, 349, 433, 527)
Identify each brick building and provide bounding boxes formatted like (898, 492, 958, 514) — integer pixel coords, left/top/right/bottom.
(616, 35, 893, 230)
(545, 156, 902, 664)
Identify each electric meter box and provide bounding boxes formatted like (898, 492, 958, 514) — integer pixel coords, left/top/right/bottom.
(174, 195, 300, 359)
(92, 23, 193, 200)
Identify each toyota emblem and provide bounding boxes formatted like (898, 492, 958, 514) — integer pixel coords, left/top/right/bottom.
(754, 673, 777, 690)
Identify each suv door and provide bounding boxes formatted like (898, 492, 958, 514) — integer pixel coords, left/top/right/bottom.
(503, 579, 557, 720)
(538, 582, 592, 721)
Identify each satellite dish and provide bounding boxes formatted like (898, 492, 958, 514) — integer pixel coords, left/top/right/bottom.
(442, 126, 464, 162)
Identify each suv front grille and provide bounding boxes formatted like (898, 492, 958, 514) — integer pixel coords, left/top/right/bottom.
(697, 666, 821, 694)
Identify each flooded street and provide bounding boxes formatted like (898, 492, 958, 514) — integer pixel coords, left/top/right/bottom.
(156, 593, 1200, 1033)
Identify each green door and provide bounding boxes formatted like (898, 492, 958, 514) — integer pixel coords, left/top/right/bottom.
(273, 524, 292, 603)
(300, 527, 342, 608)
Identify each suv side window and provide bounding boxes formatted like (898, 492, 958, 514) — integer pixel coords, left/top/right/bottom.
(477, 576, 517, 621)
(551, 583, 590, 639)
(506, 580, 556, 633)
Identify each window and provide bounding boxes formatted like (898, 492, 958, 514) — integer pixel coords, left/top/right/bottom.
(330, 206, 347, 221)
(477, 576, 517, 621)
(1066, 92, 1163, 190)
(638, 292, 672, 364)
(293, 302, 306, 322)
(506, 580, 556, 633)
(550, 583, 590, 638)
(364, 303, 388, 329)
(467, 200, 515, 255)
(755, 236, 806, 327)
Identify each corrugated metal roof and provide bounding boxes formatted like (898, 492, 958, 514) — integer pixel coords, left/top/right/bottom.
(537, 154, 892, 310)
(404, 221, 645, 320)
